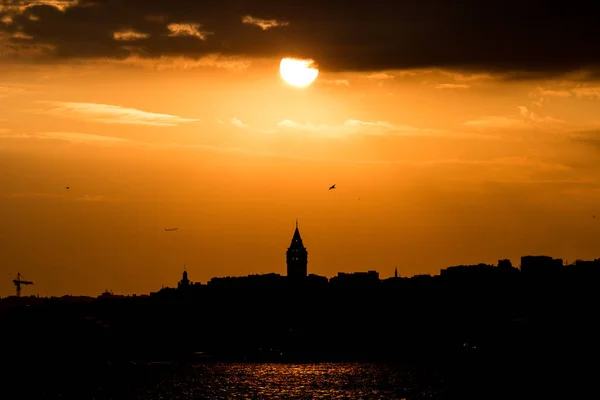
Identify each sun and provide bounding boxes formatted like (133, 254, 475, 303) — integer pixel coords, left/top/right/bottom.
(280, 58, 319, 87)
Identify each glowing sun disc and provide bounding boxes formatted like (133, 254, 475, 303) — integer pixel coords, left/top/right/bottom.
(280, 58, 319, 87)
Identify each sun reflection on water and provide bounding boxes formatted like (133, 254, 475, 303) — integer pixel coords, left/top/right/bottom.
(140, 362, 440, 399)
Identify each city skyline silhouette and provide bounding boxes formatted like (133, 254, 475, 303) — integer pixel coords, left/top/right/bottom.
(2, 1, 600, 398)
(3, 220, 599, 399)
(3, 220, 598, 299)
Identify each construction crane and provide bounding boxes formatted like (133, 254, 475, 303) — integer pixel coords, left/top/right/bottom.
(12, 273, 33, 297)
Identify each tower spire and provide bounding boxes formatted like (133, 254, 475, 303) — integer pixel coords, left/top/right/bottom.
(287, 219, 308, 281)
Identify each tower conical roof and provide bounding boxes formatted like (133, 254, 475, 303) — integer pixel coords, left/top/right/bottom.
(289, 219, 305, 248)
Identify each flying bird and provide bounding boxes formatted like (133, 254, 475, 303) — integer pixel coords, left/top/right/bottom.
(593, 215, 596, 219)
(329, 184, 336, 190)
(165, 228, 179, 231)
(65, 186, 70, 189)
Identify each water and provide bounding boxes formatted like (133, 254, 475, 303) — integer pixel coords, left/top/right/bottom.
(134, 363, 440, 399)
(14, 362, 447, 399)
(10, 359, 584, 399)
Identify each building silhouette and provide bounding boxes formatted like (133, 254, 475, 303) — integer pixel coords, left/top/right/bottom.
(520, 255, 563, 278)
(178, 269, 191, 289)
(330, 270, 380, 287)
(286, 219, 308, 281)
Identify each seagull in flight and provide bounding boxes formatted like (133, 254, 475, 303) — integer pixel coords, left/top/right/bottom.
(165, 228, 179, 231)
(329, 184, 336, 190)
(65, 186, 70, 189)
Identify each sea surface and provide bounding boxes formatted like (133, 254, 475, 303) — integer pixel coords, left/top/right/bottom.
(9, 361, 459, 399)
(130, 362, 441, 399)
(8, 359, 583, 399)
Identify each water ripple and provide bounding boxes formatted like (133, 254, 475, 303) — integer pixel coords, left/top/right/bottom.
(134, 362, 440, 400)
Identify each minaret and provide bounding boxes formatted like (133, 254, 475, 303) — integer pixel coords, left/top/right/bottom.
(286, 219, 308, 280)
(394, 266, 398, 278)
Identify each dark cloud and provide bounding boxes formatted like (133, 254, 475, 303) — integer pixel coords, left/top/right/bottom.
(1, 0, 600, 77)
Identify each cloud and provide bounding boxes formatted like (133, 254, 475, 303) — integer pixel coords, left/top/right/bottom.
(439, 71, 496, 82)
(0, 130, 132, 144)
(241, 15, 289, 30)
(12, 31, 33, 39)
(33, 131, 131, 143)
(230, 117, 249, 129)
(517, 106, 564, 125)
(109, 55, 252, 72)
(167, 23, 211, 40)
(529, 87, 572, 107)
(34, 101, 199, 126)
(435, 83, 470, 89)
(1, 1, 77, 13)
(113, 30, 150, 41)
(2, 1, 599, 77)
(572, 87, 600, 99)
(364, 73, 395, 80)
(0, 127, 561, 173)
(537, 88, 572, 97)
(274, 119, 494, 140)
(464, 106, 564, 130)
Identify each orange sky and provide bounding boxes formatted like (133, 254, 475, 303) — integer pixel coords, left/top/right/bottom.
(2, 4, 600, 296)
(2, 60, 600, 297)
